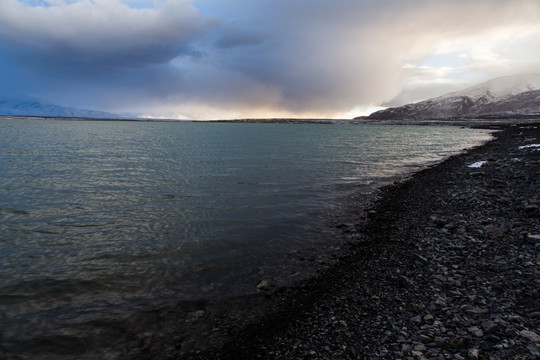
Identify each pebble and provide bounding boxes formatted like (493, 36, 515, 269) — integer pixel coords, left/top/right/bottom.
(520, 330, 540, 344)
(468, 348, 480, 359)
(256, 279, 270, 290)
(526, 233, 540, 244)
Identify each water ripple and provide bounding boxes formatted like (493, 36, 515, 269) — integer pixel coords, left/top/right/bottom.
(0, 119, 493, 358)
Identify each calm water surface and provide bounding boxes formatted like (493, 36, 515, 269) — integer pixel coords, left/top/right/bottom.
(0, 119, 492, 358)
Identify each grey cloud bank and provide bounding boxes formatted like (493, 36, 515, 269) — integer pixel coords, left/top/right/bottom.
(1, 0, 540, 119)
(0, 1, 207, 65)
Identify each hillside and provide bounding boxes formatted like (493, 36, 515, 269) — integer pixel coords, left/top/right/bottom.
(363, 73, 540, 120)
(0, 99, 127, 119)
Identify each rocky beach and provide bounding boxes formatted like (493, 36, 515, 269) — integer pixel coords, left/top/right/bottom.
(201, 123, 540, 360)
(116, 123, 540, 360)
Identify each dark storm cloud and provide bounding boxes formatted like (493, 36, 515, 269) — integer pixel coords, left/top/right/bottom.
(182, 0, 540, 116)
(0, 0, 211, 72)
(1, 0, 540, 118)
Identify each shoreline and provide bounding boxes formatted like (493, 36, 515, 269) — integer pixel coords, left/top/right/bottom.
(130, 123, 540, 359)
(3, 114, 540, 127)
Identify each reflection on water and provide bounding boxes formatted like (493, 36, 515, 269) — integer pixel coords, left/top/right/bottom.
(0, 119, 493, 358)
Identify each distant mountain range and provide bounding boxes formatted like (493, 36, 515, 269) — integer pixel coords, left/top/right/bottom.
(4, 74, 540, 122)
(362, 73, 540, 120)
(0, 99, 128, 119)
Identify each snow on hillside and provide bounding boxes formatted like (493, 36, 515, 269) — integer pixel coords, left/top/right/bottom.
(438, 73, 540, 103)
(482, 89, 540, 114)
(0, 99, 127, 119)
(364, 73, 540, 120)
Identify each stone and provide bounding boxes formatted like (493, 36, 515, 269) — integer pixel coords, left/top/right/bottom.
(451, 316, 463, 326)
(256, 280, 270, 290)
(499, 219, 511, 232)
(398, 275, 412, 288)
(192, 310, 205, 319)
(468, 348, 480, 359)
(481, 321, 499, 334)
(434, 336, 445, 346)
(528, 311, 540, 318)
(464, 306, 489, 315)
(336, 223, 357, 233)
(528, 343, 540, 358)
(414, 253, 429, 264)
(432, 274, 446, 282)
(520, 330, 540, 344)
(468, 326, 484, 337)
(525, 205, 539, 217)
(486, 225, 504, 238)
(435, 298, 448, 307)
(431, 216, 448, 227)
(526, 233, 540, 244)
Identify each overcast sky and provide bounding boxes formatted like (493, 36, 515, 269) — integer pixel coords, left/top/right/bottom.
(1, 0, 540, 119)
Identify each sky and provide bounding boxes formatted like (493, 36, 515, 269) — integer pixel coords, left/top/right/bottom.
(1, 0, 540, 120)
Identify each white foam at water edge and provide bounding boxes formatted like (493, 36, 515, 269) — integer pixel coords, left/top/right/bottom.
(518, 144, 540, 150)
(468, 161, 487, 168)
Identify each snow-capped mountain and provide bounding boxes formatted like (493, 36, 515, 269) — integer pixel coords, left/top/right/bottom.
(0, 99, 127, 119)
(365, 73, 540, 120)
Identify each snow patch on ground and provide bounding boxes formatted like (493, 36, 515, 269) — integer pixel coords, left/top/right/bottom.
(518, 144, 540, 150)
(468, 161, 488, 168)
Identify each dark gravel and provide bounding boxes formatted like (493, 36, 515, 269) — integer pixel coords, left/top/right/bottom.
(128, 123, 540, 360)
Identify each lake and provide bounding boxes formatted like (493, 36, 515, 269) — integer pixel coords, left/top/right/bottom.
(0, 118, 493, 358)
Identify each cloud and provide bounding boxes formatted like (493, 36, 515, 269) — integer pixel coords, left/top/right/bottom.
(382, 64, 467, 106)
(189, 0, 540, 115)
(0, 0, 210, 70)
(1, 0, 540, 118)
